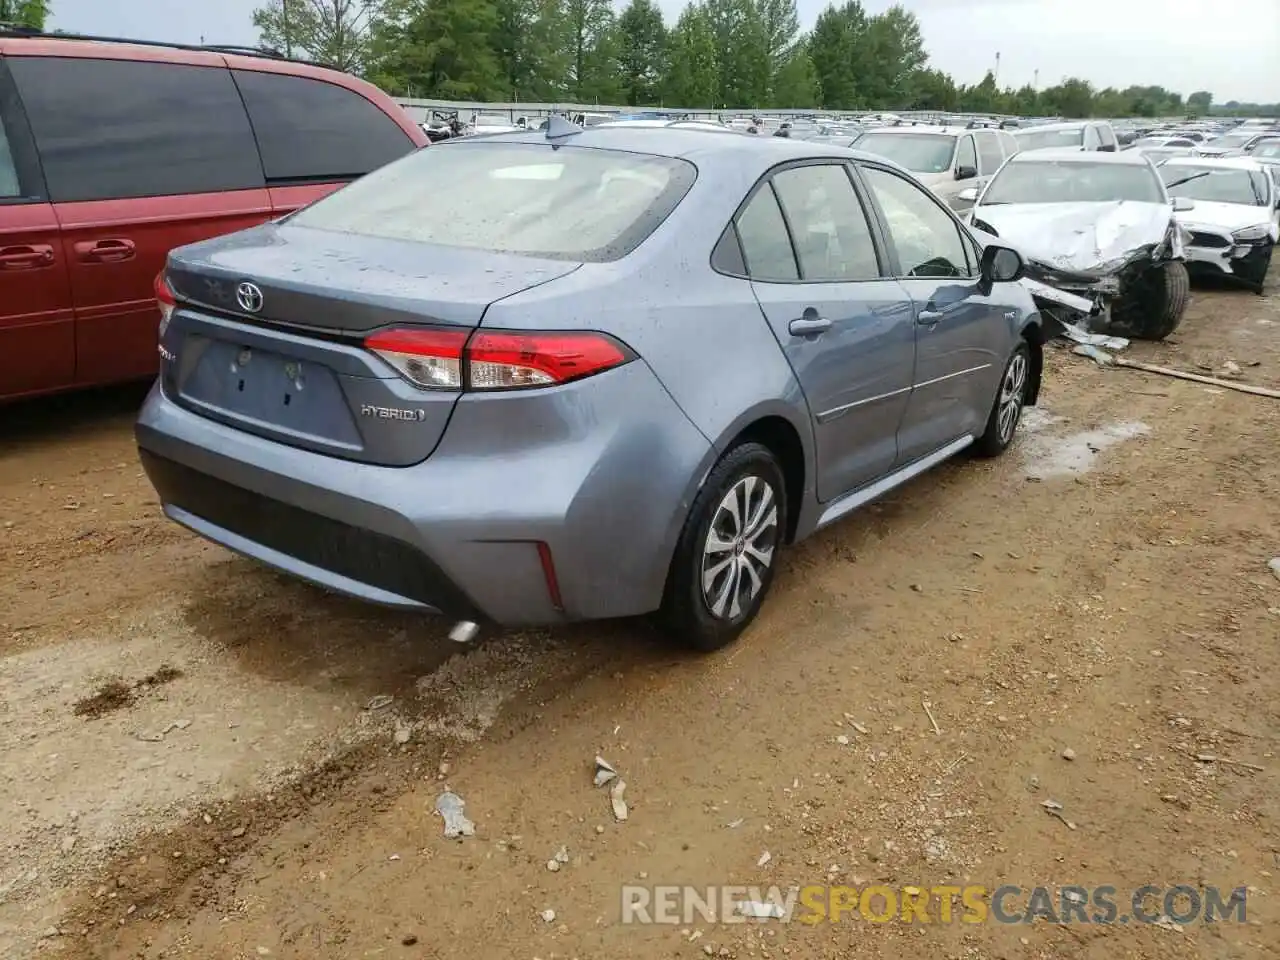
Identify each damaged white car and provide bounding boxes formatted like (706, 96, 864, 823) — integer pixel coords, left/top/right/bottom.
(1158, 157, 1279, 294)
(959, 148, 1192, 340)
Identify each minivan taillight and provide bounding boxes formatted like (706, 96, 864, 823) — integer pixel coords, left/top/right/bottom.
(364, 328, 632, 391)
(154, 272, 176, 336)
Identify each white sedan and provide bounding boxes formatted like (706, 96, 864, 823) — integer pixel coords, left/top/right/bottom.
(1159, 157, 1279, 293)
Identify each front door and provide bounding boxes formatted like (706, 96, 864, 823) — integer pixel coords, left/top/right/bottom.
(736, 162, 916, 502)
(0, 61, 75, 400)
(858, 164, 1010, 463)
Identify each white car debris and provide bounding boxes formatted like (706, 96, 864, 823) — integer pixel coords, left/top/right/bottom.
(962, 148, 1192, 340)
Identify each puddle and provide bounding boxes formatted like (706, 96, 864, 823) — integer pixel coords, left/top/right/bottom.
(1019, 407, 1064, 435)
(1021, 420, 1149, 479)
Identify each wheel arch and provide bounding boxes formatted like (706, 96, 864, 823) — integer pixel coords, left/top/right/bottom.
(1019, 316, 1044, 406)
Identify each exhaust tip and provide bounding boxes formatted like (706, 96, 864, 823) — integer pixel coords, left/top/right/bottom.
(448, 620, 480, 644)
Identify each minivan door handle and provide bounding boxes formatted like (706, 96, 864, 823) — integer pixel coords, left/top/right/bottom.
(789, 314, 832, 336)
(0, 244, 54, 269)
(74, 238, 136, 263)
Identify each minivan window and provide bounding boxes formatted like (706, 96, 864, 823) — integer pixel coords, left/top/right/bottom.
(9, 57, 265, 203)
(0, 116, 19, 197)
(287, 141, 696, 262)
(233, 70, 416, 183)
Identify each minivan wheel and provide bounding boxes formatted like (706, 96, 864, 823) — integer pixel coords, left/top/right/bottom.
(660, 442, 786, 652)
(974, 341, 1030, 458)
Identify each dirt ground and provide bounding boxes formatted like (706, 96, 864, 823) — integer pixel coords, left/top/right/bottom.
(2, 276, 1278, 960)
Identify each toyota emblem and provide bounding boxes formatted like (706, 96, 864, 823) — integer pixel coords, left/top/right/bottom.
(236, 281, 264, 314)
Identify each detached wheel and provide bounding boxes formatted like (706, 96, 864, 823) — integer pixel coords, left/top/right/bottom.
(974, 341, 1029, 458)
(1109, 260, 1190, 340)
(661, 443, 785, 652)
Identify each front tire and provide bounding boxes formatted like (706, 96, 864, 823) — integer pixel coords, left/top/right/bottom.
(974, 341, 1030, 458)
(1108, 260, 1190, 340)
(660, 442, 786, 652)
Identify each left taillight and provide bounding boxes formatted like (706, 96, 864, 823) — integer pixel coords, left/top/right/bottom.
(154, 272, 176, 337)
(364, 328, 632, 392)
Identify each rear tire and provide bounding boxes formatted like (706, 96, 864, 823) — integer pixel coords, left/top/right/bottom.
(660, 443, 786, 652)
(1108, 260, 1190, 341)
(973, 341, 1030, 459)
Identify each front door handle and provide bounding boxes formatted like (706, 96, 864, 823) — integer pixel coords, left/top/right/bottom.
(74, 238, 136, 263)
(917, 308, 945, 326)
(0, 244, 54, 269)
(789, 315, 832, 336)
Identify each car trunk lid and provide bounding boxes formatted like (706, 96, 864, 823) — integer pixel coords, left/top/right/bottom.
(161, 224, 581, 466)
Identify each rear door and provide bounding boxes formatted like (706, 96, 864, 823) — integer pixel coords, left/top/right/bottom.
(741, 162, 916, 502)
(7, 55, 272, 387)
(232, 69, 422, 216)
(857, 163, 1010, 463)
(0, 57, 75, 399)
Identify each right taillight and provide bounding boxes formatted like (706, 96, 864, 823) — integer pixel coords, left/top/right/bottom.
(364, 328, 632, 392)
(154, 272, 176, 336)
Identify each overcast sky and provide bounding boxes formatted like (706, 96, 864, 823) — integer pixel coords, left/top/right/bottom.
(47, 0, 1280, 103)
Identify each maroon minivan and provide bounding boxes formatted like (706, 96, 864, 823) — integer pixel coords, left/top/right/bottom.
(0, 30, 428, 402)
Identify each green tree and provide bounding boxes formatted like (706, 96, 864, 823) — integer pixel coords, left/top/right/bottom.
(563, 0, 620, 102)
(958, 70, 998, 113)
(770, 47, 818, 108)
(663, 4, 718, 107)
(704, 0, 769, 107)
(808, 0, 868, 109)
(370, 0, 503, 99)
(252, 0, 379, 70)
(861, 4, 925, 106)
(1039, 76, 1094, 117)
(0, 0, 50, 29)
(617, 0, 667, 106)
(756, 0, 799, 96)
(905, 66, 957, 111)
(491, 0, 568, 100)
(1177, 89, 1208, 115)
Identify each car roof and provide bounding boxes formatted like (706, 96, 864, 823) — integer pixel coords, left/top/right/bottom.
(1007, 147, 1153, 166)
(445, 125, 886, 171)
(856, 125, 960, 137)
(1160, 156, 1267, 171)
(1013, 121, 1088, 134)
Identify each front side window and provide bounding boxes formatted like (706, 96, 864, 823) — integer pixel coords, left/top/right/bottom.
(9, 56, 264, 202)
(861, 166, 970, 279)
(975, 132, 1003, 175)
(955, 136, 978, 175)
(736, 185, 799, 281)
(770, 165, 880, 281)
(289, 141, 696, 262)
(233, 70, 416, 183)
(1097, 125, 1117, 149)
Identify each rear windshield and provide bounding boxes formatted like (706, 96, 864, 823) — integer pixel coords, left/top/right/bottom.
(287, 141, 696, 261)
(852, 133, 956, 173)
(982, 160, 1165, 205)
(1014, 127, 1085, 151)
(1162, 166, 1270, 206)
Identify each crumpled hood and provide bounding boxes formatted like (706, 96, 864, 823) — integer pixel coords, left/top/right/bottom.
(971, 200, 1173, 273)
(1177, 200, 1279, 239)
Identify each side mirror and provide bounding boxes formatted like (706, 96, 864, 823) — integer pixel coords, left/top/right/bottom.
(1172, 196, 1196, 212)
(955, 164, 978, 181)
(980, 243, 1024, 285)
(957, 187, 980, 203)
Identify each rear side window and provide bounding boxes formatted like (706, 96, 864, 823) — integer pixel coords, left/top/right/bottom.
(736, 185, 800, 281)
(770, 164, 880, 281)
(288, 141, 696, 262)
(233, 70, 415, 182)
(8, 57, 264, 202)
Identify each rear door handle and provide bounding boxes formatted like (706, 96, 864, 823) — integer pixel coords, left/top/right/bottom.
(789, 316, 832, 336)
(0, 244, 54, 269)
(74, 238, 136, 263)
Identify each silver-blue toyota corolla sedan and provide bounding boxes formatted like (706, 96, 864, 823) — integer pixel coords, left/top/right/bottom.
(137, 123, 1044, 651)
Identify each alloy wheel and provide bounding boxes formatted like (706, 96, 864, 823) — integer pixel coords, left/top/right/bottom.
(700, 475, 779, 620)
(998, 352, 1028, 444)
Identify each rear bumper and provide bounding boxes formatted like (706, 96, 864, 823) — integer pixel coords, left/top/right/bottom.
(135, 362, 713, 625)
